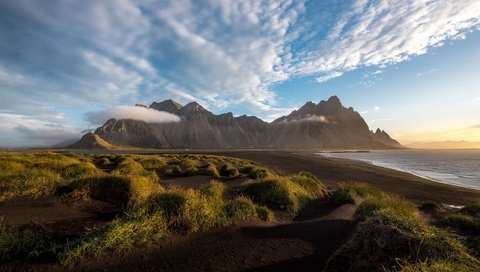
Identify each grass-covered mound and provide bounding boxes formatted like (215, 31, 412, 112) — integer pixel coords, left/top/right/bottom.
(0, 152, 102, 201)
(58, 175, 163, 207)
(60, 185, 274, 264)
(240, 172, 326, 212)
(325, 184, 480, 271)
(330, 182, 383, 206)
(0, 223, 57, 263)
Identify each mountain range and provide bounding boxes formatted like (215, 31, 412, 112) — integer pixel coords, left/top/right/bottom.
(69, 96, 402, 149)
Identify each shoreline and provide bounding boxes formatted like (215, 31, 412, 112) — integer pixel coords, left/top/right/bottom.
(316, 152, 480, 191)
(47, 149, 480, 204)
(207, 150, 480, 205)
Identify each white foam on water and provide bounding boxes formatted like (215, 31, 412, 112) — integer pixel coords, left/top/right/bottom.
(317, 150, 480, 190)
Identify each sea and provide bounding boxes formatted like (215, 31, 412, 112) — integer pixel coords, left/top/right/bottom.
(317, 149, 480, 190)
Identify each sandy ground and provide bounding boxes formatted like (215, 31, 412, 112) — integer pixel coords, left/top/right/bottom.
(208, 150, 480, 205)
(3, 149, 479, 271)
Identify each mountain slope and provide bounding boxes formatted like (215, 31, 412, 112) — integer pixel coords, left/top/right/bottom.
(67, 132, 115, 149)
(71, 96, 402, 149)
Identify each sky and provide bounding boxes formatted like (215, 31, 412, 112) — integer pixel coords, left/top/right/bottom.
(0, 0, 479, 147)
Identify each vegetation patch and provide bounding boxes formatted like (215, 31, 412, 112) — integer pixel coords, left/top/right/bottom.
(440, 214, 480, 233)
(199, 181, 225, 203)
(325, 187, 480, 271)
(224, 196, 257, 221)
(240, 176, 313, 212)
(240, 165, 272, 179)
(461, 204, 480, 218)
(0, 223, 56, 263)
(59, 175, 162, 207)
(220, 163, 240, 177)
(330, 183, 383, 206)
(135, 156, 168, 170)
(255, 206, 274, 222)
(206, 163, 221, 178)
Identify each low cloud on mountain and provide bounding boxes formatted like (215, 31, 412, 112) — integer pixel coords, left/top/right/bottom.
(85, 105, 181, 125)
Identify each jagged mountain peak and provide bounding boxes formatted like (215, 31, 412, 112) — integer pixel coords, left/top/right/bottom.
(150, 99, 183, 113)
(178, 101, 211, 115)
(70, 96, 403, 150)
(327, 95, 341, 105)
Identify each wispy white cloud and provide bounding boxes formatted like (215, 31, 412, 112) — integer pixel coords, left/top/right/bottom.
(287, 0, 480, 79)
(316, 71, 344, 83)
(0, 112, 81, 147)
(1, 0, 480, 146)
(417, 68, 437, 77)
(85, 105, 181, 125)
(283, 114, 331, 123)
(374, 106, 381, 112)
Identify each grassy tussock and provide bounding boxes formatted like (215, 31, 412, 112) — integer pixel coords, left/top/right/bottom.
(0, 223, 56, 262)
(325, 186, 480, 271)
(0, 153, 104, 201)
(240, 165, 272, 179)
(330, 182, 383, 206)
(206, 163, 221, 178)
(461, 204, 480, 218)
(164, 164, 182, 176)
(61, 183, 274, 264)
(199, 181, 225, 203)
(135, 156, 168, 170)
(255, 206, 274, 222)
(60, 213, 168, 265)
(60, 175, 163, 207)
(180, 159, 199, 176)
(224, 196, 257, 221)
(132, 188, 227, 234)
(240, 173, 326, 212)
(220, 163, 239, 177)
(440, 214, 480, 233)
(111, 157, 147, 176)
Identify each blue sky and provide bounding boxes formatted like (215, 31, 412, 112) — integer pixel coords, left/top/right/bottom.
(0, 0, 479, 147)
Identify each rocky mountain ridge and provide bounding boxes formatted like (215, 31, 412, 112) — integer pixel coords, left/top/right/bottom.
(70, 96, 403, 149)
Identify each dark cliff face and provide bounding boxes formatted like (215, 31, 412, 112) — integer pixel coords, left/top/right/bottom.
(90, 96, 403, 149)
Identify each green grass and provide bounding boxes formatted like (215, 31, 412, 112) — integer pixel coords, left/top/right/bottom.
(240, 165, 272, 179)
(163, 164, 182, 176)
(131, 188, 228, 234)
(440, 214, 480, 233)
(325, 186, 480, 271)
(255, 206, 274, 222)
(59, 175, 162, 207)
(135, 156, 168, 170)
(199, 181, 225, 203)
(220, 163, 239, 177)
(180, 159, 199, 176)
(60, 213, 168, 265)
(9, 152, 477, 270)
(111, 157, 149, 176)
(224, 196, 257, 221)
(206, 163, 221, 178)
(461, 204, 480, 218)
(0, 222, 56, 263)
(330, 183, 384, 206)
(240, 176, 317, 212)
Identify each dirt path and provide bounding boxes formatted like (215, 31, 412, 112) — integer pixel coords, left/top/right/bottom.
(0, 196, 120, 236)
(64, 202, 356, 272)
